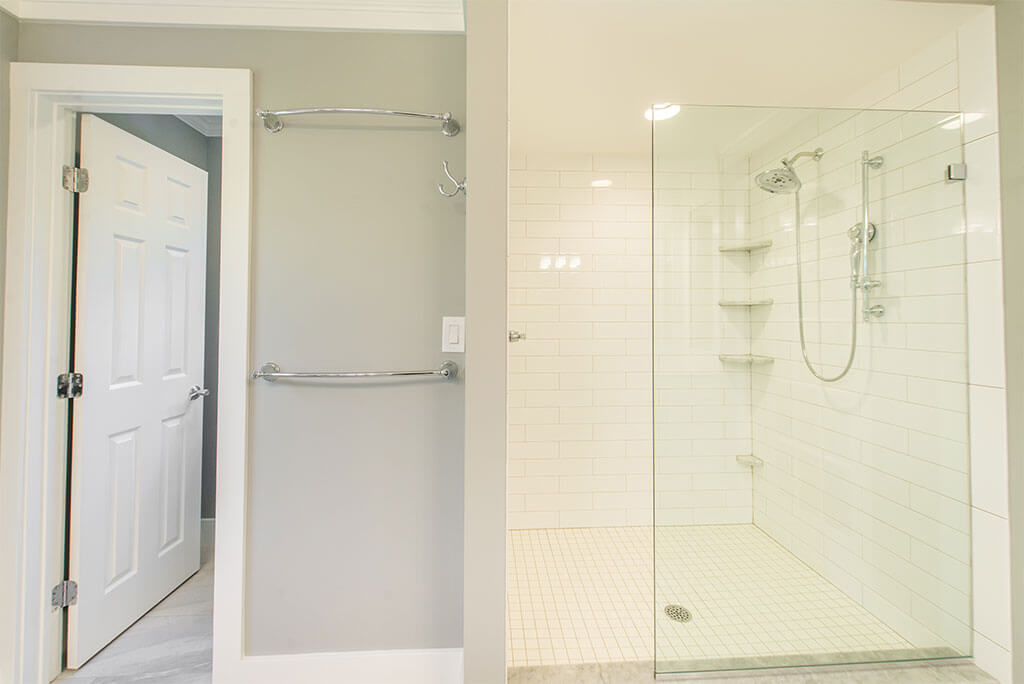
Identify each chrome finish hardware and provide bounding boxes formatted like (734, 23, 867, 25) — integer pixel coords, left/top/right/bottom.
(864, 154, 884, 169)
(438, 160, 467, 197)
(946, 163, 968, 181)
(508, 330, 526, 343)
(188, 385, 211, 401)
(255, 107, 461, 137)
(754, 147, 885, 384)
(859, 151, 884, 323)
(62, 165, 89, 193)
(51, 580, 77, 610)
(57, 372, 84, 399)
(251, 360, 459, 383)
(847, 222, 876, 243)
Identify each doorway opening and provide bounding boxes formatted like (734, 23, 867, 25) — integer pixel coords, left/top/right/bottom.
(0, 63, 252, 684)
(56, 112, 223, 682)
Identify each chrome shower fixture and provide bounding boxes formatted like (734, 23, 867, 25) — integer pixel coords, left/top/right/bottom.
(755, 166, 801, 194)
(754, 148, 824, 194)
(753, 147, 884, 383)
(784, 147, 825, 166)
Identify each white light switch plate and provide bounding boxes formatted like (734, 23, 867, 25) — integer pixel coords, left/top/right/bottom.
(442, 316, 465, 353)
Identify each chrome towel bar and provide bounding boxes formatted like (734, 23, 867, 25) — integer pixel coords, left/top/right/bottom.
(256, 107, 461, 137)
(251, 360, 459, 383)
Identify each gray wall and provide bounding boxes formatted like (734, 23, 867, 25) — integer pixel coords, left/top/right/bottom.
(19, 24, 466, 655)
(463, 1, 508, 681)
(94, 115, 222, 520)
(204, 137, 221, 521)
(0, 11, 17, 400)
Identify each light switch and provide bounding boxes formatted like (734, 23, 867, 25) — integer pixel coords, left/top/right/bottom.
(442, 316, 465, 353)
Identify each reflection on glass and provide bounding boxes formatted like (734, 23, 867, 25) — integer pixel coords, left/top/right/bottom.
(653, 105, 970, 674)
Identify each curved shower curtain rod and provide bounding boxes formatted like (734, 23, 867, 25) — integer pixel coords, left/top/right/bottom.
(256, 106, 461, 136)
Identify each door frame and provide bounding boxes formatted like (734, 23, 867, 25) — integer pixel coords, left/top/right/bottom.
(0, 63, 252, 684)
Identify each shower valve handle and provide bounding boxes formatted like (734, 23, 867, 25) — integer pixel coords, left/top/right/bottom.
(864, 305, 886, 319)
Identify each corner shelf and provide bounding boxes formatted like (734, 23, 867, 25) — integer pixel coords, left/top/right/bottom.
(719, 298, 774, 308)
(736, 454, 764, 467)
(718, 239, 772, 253)
(718, 354, 774, 365)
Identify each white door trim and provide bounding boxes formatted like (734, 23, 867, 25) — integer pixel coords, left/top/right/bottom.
(0, 63, 252, 684)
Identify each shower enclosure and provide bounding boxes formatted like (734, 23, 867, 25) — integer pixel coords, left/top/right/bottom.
(653, 105, 970, 674)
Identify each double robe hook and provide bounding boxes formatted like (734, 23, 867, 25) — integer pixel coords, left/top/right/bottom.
(438, 160, 466, 198)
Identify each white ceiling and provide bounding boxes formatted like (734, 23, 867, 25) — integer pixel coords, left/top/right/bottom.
(0, 0, 465, 32)
(511, 0, 991, 157)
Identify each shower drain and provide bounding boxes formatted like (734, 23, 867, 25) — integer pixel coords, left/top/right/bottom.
(664, 604, 692, 623)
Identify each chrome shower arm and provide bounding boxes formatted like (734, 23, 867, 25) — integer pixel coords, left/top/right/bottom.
(784, 147, 824, 166)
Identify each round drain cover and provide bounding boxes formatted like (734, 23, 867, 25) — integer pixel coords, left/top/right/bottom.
(664, 604, 692, 623)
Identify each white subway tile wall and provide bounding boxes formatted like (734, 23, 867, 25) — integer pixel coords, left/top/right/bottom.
(509, 154, 759, 529)
(653, 151, 757, 526)
(507, 9, 1009, 681)
(508, 156, 657, 529)
(747, 105, 971, 653)
(956, 11, 1012, 681)
(740, 18, 1007, 675)
(703, 25, 1004, 674)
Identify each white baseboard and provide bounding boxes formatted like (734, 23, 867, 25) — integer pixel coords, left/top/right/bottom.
(201, 517, 215, 565)
(219, 647, 464, 684)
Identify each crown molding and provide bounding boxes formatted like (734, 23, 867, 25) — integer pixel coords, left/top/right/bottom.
(176, 114, 222, 137)
(8, 0, 465, 32)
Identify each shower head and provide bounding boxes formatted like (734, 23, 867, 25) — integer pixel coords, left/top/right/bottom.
(754, 147, 824, 195)
(756, 164, 801, 194)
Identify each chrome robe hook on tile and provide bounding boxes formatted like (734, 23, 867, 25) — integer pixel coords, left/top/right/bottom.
(438, 160, 466, 197)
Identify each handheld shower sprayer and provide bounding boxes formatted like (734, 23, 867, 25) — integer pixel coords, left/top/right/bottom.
(754, 147, 884, 382)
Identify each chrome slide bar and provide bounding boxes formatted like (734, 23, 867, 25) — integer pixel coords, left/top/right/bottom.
(256, 107, 461, 136)
(859, 150, 885, 321)
(251, 360, 459, 383)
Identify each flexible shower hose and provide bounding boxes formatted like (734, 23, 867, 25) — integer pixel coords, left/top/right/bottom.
(793, 190, 858, 382)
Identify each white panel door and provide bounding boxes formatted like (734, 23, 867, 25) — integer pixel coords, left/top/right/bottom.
(66, 114, 209, 668)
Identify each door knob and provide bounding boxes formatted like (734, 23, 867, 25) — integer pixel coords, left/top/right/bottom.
(188, 385, 210, 401)
(509, 330, 526, 343)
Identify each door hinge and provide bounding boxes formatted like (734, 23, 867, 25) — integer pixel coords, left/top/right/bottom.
(51, 580, 78, 610)
(57, 372, 84, 399)
(62, 165, 89, 193)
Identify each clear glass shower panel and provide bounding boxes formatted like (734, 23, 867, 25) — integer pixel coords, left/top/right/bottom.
(653, 105, 970, 674)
